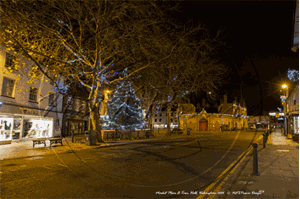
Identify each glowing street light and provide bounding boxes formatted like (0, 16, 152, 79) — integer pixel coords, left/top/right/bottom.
(282, 84, 287, 89)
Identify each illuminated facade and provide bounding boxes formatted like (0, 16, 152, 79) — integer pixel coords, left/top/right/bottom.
(0, 46, 64, 144)
(179, 95, 248, 132)
(285, 84, 299, 138)
(151, 108, 178, 129)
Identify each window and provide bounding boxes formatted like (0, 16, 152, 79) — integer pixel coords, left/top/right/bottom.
(81, 101, 86, 113)
(171, 119, 173, 122)
(5, 53, 17, 71)
(49, 93, 55, 106)
(2, 77, 15, 97)
(166, 113, 167, 116)
(155, 119, 157, 122)
(294, 99, 296, 105)
(171, 113, 173, 116)
(160, 114, 162, 117)
(159, 119, 162, 122)
(67, 97, 73, 110)
(155, 114, 157, 117)
(29, 87, 38, 102)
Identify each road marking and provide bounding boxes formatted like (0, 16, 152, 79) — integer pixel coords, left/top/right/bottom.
(277, 150, 289, 152)
(130, 130, 243, 188)
(197, 133, 263, 199)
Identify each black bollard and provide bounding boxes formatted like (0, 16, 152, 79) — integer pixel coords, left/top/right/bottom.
(252, 143, 259, 176)
(263, 134, 266, 148)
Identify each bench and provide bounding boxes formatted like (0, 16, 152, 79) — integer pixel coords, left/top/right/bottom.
(49, 138, 63, 147)
(33, 138, 47, 148)
(32, 138, 63, 148)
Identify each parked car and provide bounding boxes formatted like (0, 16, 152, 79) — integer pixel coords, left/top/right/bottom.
(249, 124, 256, 130)
(171, 128, 183, 134)
(220, 124, 230, 131)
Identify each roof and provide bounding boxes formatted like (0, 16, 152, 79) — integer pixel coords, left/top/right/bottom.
(179, 103, 196, 114)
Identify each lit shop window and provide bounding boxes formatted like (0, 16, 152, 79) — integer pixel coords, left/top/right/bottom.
(0, 117, 13, 141)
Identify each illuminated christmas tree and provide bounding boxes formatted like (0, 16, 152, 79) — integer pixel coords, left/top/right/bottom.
(107, 69, 145, 130)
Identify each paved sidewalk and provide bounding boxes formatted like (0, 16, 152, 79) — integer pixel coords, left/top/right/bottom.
(0, 133, 189, 161)
(213, 130, 299, 199)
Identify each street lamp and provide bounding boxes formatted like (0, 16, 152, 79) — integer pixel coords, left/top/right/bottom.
(282, 84, 289, 136)
(282, 84, 289, 99)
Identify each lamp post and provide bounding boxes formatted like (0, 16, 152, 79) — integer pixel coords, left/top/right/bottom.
(282, 84, 289, 136)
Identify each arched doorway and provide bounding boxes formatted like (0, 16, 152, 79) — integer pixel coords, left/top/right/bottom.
(199, 119, 208, 131)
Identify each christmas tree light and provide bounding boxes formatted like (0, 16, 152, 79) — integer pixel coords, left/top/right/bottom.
(106, 68, 145, 130)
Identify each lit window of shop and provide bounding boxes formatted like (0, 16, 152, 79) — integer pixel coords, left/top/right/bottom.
(49, 93, 55, 106)
(0, 117, 13, 143)
(29, 87, 38, 102)
(22, 117, 53, 139)
(1, 77, 15, 97)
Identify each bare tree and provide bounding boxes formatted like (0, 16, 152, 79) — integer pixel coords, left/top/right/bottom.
(0, 0, 181, 141)
(133, 20, 228, 135)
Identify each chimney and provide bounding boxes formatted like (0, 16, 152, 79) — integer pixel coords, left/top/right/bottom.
(224, 94, 227, 104)
(202, 98, 206, 107)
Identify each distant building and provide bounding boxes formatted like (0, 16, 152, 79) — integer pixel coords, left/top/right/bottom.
(248, 115, 271, 128)
(151, 107, 178, 129)
(61, 83, 89, 137)
(179, 95, 248, 132)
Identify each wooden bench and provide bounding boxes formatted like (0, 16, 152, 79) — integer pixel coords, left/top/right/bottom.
(49, 138, 63, 147)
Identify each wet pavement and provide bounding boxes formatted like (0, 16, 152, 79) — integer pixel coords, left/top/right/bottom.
(1, 130, 266, 198)
(199, 129, 299, 199)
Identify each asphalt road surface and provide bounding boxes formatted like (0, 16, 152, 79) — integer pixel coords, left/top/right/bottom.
(1, 130, 264, 198)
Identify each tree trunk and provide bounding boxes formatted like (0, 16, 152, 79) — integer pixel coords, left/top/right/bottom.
(167, 105, 171, 135)
(90, 106, 105, 143)
(177, 105, 181, 130)
(148, 114, 153, 129)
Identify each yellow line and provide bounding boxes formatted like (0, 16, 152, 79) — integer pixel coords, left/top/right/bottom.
(207, 142, 255, 199)
(197, 134, 263, 199)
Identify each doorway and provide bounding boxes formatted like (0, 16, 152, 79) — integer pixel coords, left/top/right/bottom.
(199, 119, 208, 131)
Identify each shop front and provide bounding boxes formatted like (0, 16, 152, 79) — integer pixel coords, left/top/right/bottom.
(0, 104, 62, 144)
(0, 114, 54, 144)
(288, 114, 299, 140)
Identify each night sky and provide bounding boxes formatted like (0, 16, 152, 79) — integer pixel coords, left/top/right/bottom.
(171, 1, 299, 115)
